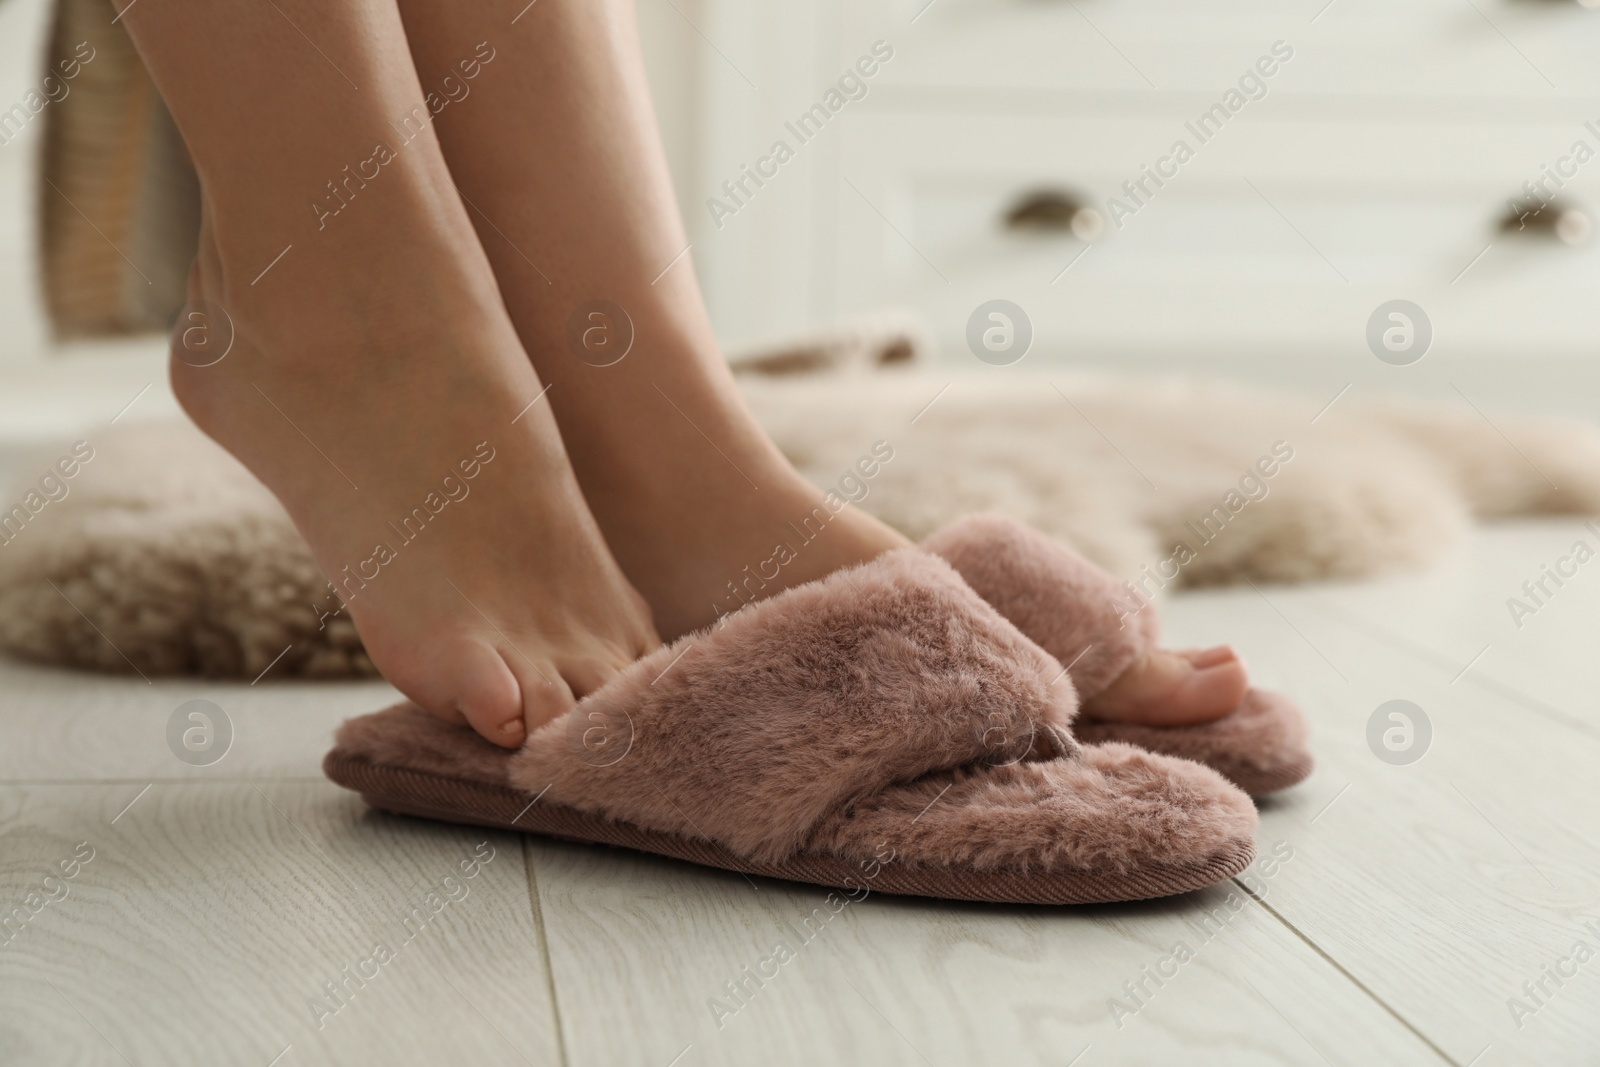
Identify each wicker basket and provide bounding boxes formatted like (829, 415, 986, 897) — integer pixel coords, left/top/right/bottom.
(38, 0, 198, 338)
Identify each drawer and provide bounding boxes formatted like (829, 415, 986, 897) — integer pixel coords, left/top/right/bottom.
(839, 0, 1600, 100)
(820, 112, 1600, 360)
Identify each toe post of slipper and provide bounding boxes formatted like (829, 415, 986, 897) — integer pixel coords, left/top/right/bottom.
(925, 514, 1315, 795)
(325, 549, 1258, 905)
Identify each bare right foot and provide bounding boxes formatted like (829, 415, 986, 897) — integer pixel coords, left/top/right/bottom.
(1082, 646, 1250, 726)
(174, 211, 659, 748)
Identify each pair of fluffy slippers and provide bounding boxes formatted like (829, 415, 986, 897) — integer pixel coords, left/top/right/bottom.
(328, 515, 1309, 905)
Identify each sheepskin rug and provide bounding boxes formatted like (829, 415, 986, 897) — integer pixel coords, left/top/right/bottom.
(3, 322, 1599, 680)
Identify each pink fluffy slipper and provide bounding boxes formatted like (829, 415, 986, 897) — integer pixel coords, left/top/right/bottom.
(924, 515, 1313, 795)
(324, 549, 1257, 904)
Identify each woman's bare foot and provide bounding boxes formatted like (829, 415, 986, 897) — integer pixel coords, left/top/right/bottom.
(174, 215, 659, 748)
(575, 447, 1249, 732)
(119, 0, 661, 747)
(1083, 646, 1250, 726)
(580, 454, 910, 641)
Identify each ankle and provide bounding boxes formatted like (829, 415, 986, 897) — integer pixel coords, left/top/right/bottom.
(190, 186, 504, 357)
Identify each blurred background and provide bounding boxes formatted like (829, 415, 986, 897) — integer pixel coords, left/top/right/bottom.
(3, 0, 1600, 444)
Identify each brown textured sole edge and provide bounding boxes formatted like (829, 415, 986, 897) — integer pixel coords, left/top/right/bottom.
(324, 750, 1255, 905)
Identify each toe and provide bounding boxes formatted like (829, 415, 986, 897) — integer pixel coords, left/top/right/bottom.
(1159, 660, 1249, 725)
(1178, 645, 1241, 670)
(1083, 647, 1250, 727)
(506, 655, 577, 740)
(409, 637, 527, 748)
(561, 656, 630, 700)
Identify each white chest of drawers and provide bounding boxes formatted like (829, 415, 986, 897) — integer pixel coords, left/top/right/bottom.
(679, 0, 1600, 381)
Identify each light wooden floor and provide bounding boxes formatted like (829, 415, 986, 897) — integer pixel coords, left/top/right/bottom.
(3, 522, 1598, 1067)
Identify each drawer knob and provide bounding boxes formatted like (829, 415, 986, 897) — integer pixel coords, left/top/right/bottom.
(1004, 189, 1104, 241)
(1500, 199, 1591, 246)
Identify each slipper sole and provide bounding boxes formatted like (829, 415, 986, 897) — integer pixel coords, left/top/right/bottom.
(324, 749, 1255, 905)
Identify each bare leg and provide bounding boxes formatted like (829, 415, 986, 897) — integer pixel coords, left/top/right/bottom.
(390, 0, 906, 641)
(117, 0, 660, 746)
(395, 0, 1246, 721)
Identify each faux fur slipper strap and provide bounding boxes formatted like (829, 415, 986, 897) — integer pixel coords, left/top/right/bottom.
(926, 513, 1313, 795)
(923, 514, 1158, 701)
(507, 548, 1079, 864)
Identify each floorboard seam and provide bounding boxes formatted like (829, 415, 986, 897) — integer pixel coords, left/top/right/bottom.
(523, 839, 574, 1067)
(1235, 879, 1460, 1066)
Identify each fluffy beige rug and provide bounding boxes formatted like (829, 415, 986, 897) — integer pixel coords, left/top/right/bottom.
(4, 322, 1598, 679)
